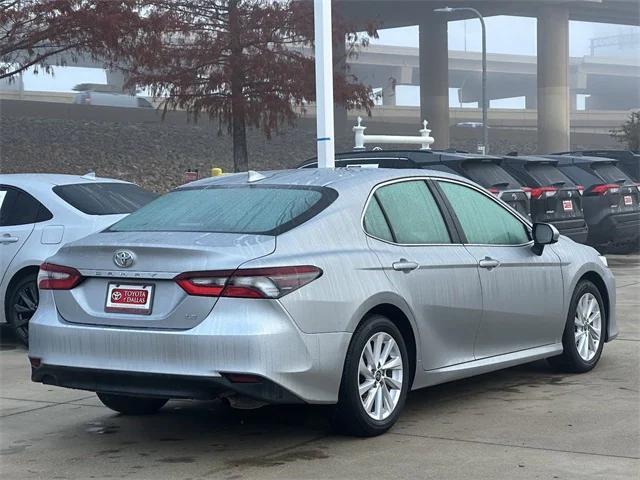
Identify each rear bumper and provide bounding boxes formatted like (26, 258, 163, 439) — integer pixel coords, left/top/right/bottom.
(31, 365, 303, 404)
(588, 211, 640, 246)
(28, 293, 351, 404)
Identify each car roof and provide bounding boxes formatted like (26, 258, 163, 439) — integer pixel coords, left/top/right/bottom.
(544, 154, 619, 166)
(336, 149, 502, 161)
(0, 173, 131, 189)
(0, 173, 132, 200)
(182, 167, 466, 192)
(501, 155, 560, 165)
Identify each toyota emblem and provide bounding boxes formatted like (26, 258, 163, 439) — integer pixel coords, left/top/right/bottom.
(113, 250, 135, 268)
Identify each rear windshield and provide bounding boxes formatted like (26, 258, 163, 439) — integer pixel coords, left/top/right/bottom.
(108, 185, 337, 235)
(461, 161, 520, 189)
(525, 163, 576, 187)
(54, 183, 157, 215)
(591, 163, 632, 184)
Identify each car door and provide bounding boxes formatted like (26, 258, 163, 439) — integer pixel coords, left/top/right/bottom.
(363, 178, 484, 371)
(0, 187, 39, 285)
(435, 179, 564, 358)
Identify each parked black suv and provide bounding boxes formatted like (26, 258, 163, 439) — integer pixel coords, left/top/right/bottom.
(501, 155, 588, 243)
(301, 150, 531, 218)
(546, 154, 639, 251)
(555, 150, 639, 181)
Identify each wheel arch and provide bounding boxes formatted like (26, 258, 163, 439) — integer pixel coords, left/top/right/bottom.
(349, 300, 419, 389)
(577, 270, 611, 341)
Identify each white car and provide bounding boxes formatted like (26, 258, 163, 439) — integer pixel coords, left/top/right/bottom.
(0, 173, 157, 344)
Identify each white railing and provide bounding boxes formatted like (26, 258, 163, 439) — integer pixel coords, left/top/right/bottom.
(353, 116, 435, 150)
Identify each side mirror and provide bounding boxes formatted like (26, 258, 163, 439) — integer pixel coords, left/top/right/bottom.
(531, 223, 559, 256)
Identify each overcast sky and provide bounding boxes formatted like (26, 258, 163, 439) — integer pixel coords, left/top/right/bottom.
(20, 16, 640, 97)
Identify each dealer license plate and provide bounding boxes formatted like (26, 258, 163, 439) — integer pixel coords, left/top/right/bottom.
(105, 283, 154, 315)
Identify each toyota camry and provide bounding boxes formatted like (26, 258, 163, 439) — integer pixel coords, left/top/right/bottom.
(29, 168, 616, 436)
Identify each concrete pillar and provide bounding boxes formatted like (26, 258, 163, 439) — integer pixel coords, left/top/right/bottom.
(382, 66, 414, 106)
(106, 70, 127, 93)
(333, 33, 349, 137)
(537, 6, 570, 153)
(381, 81, 397, 106)
(419, 17, 450, 149)
(525, 94, 537, 110)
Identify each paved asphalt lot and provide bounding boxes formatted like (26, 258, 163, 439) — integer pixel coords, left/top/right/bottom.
(1, 254, 638, 480)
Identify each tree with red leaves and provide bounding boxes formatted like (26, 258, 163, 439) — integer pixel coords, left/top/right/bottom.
(3, 0, 375, 172)
(110, 0, 376, 172)
(0, 1, 139, 81)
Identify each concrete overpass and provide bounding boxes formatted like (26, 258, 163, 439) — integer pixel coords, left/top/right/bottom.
(10, 0, 639, 153)
(343, 45, 640, 111)
(335, 0, 640, 151)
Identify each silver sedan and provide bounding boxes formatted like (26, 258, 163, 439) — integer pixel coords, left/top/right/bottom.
(29, 168, 616, 436)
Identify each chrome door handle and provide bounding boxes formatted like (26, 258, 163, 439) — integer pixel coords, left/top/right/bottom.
(479, 257, 500, 269)
(0, 235, 18, 244)
(392, 259, 419, 272)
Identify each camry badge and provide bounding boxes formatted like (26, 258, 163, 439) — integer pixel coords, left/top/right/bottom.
(113, 250, 135, 268)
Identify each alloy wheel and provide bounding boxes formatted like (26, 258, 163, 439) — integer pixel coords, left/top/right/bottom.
(358, 331, 404, 421)
(574, 292, 601, 362)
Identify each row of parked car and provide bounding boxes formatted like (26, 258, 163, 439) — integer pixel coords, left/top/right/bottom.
(301, 149, 640, 253)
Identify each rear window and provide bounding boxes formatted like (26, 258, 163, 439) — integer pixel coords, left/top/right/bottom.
(525, 163, 576, 187)
(461, 161, 520, 189)
(108, 185, 337, 235)
(53, 183, 158, 215)
(591, 163, 632, 184)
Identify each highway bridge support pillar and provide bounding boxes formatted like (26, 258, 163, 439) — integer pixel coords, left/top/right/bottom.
(537, 6, 570, 153)
(419, 16, 450, 149)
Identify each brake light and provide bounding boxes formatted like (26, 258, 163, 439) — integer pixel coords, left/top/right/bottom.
(487, 187, 500, 197)
(529, 186, 557, 199)
(175, 266, 322, 299)
(38, 263, 84, 290)
(586, 183, 620, 196)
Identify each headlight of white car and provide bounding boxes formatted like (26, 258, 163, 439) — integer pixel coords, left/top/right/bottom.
(598, 255, 608, 267)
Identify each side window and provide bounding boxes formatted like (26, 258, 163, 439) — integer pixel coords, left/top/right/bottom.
(438, 181, 530, 245)
(363, 197, 393, 242)
(0, 187, 52, 227)
(365, 180, 451, 244)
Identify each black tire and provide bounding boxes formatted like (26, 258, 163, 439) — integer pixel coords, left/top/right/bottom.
(5, 273, 38, 346)
(97, 392, 168, 415)
(334, 314, 410, 437)
(548, 280, 606, 373)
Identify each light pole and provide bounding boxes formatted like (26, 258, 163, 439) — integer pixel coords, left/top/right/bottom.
(313, 0, 335, 168)
(434, 6, 488, 154)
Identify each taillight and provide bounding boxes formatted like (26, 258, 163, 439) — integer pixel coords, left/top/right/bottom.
(38, 263, 84, 290)
(585, 183, 620, 196)
(529, 186, 557, 199)
(487, 187, 500, 197)
(175, 266, 322, 299)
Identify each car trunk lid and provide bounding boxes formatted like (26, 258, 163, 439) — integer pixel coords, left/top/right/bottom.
(49, 231, 275, 329)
